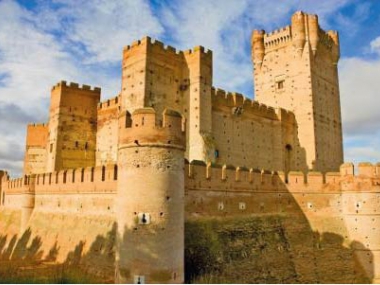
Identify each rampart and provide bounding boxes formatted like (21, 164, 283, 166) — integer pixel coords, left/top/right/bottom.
(211, 87, 295, 123)
(123, 37, 212, 57)
(184, 161, 380, 282)
(51, 80, 101, 93)
(1, 161, 380, 282)
(0, 11, 366, 283)
(209, 86, 299, 171)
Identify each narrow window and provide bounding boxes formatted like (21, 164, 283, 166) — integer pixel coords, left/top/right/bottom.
(102, 166, 106, 181)
(114, 165, 118, 180)
(84, 142, 88, 150)
(277, 80, 284, 90)
(125, 112, 132, 127)
(91, 168, 94, 182)
(50, 143, 53, 153)
(75, 141, 79, 148)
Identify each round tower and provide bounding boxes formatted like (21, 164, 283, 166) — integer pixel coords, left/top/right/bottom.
(307, 14, 319, 56)
(116, 107, 186, 284)
(291, 11, 306, 56)
(251, 29, 265, 67)
(327, 30, 340, 64)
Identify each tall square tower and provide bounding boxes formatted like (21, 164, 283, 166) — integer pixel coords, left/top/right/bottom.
(252, 11, 343, 172)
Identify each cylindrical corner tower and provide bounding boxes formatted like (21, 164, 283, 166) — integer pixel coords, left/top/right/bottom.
(327, 30, 340, 64)
(307, 14, 319, 56)
(251, 29, 265, 67)
(116, 107, 186, 284)
(291, 11, 306, 56)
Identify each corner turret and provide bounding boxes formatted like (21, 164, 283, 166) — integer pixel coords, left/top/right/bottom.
(116, 108, 185, 283)
(291, 11, 306, 56)
(251, 29, 265, 68)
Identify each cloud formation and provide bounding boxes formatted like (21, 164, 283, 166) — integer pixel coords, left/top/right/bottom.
(0, 0, 378, 176)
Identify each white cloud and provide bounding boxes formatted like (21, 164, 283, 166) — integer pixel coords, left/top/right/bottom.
(370, 37, 380, 54)
(35, 0, 164, 64)
(344, 142, 380, 165)
(159, 0, 355, 96)
(0, 0, 377, 176)
(340, 56, 380, 135)
(0, 0, 162, 176)
(339, 39, 380, 163)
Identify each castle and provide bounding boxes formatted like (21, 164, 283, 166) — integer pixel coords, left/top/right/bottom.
(0, 11, 379, 284)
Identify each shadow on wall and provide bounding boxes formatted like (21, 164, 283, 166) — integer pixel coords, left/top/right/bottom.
(185, 218, 373, 284)
(0, 221, 174, 283)
(0, 174, 376, 284)
(0, 223, 117, 283)
(184, 171, 374, 284)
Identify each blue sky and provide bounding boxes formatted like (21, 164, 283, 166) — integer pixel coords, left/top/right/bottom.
(0, 0, 379, 176)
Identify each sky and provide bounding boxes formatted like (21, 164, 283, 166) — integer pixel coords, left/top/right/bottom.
(0, 0, 380, 177)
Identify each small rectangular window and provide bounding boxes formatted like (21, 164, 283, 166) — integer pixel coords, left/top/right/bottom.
(50, 143, 53, 153)
(277, 80, 284, 89)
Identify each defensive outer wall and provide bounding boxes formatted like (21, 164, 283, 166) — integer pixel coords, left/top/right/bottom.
(1, 159, 380, 282)
(0, 10, 378, 284)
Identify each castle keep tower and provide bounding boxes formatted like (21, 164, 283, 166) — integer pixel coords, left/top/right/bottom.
(116, 108, 186, 283)
(252, 11, 343, 172)
(46, 81, 100, 172)
(121, 37, 213, 163)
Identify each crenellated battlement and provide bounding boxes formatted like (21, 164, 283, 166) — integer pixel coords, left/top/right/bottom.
(186, 160, 380, 193)
(27, 122, 48, 128)
(252, 11, 340, 61)
(5, 161, 380, 199)
(276, 108, 296, 123)
(123, 36, 212, 58)
(211, 87, 293, 121)
(341, 162, 380, 178)
(118, 108, 186, 148)
(51, 80, 101, 93)
(97, 95, 120, 110)
(263, 25, 291, 48)
(5, 175, 34, 194)
(182, 45, 212, 56)
(4, 164, 118, 196)
(123, 36, 179, 55)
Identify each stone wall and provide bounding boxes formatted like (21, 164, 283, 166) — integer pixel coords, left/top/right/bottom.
(210, 88, 301, 171)
(23, 123, 48, 175)
(185, 161, 380, 283)
(46, 81, 100, 172)
(0, 162, 380, 283)
(96, 96, 120, 166)
(252, 12, 343, 172)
